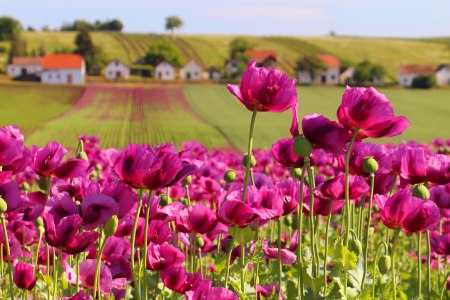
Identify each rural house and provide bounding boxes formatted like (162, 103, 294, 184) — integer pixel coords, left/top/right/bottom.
(7, 56, 42, 79)
(244, 49, 277, 69)
(155, 61, 175, 80)
(339, 67, 354, 85)
(105, 59, 130, 80)
(435, 64, 450, 86)
(206, 67, 222, 80)
(397, 65, 434, 87)
(224, 59, 239, 78)
(41, 54, 85, 84)
(180, 60, 203, 80)
(297, 53, 341, 85)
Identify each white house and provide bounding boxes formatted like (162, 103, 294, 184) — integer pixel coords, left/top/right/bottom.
(435, 64, 450, 86)
(397, 65, 434, 87)
(155, 61, 175, 80)
(339, 67, 354, 85)
(205, 67, 222, 80)
(41, 54, 85, 84)
(105, 59, 129, 80)
(297, 54, 340, 85)
(7, 56, 42, 78)
(180, 60, 202, 80)
(224, 59, 239, 78)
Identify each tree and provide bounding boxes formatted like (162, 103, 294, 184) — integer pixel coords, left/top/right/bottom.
(8, 37, 27, 63)
(0, 16, 22, 41)
(74, 29, 106, 73)
(411, 75, 435, 89)
(165, 16, 183, 34)
(353, 60, 386, 83)
(143, 41, 184, 67)
(229, 38, 255, 59)
(96, 19, 123, 31)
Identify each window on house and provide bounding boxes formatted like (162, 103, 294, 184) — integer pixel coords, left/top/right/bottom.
(48, 73, 52, 79)
(166, 71, 169, 76)
(331, 75, 335, 80)
(56, 73, 60, 79)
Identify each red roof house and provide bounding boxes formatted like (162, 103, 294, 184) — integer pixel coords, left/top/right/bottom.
(244, 49, 278, 69)
(41, 54, 85, 84)
(42, 54, 84, 69)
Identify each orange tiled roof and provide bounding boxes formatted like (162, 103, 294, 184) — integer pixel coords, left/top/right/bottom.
(42, 54, 84, 69)
(11, 56, 42, 66)
(398, 65, 434, 75)
(319, 54, 340, 68)
(245, 50, 277, 62)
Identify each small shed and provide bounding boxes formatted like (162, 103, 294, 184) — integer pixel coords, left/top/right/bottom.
(206, 67, 222, 80)
(7, 56, 42, 78)
(105, 59, 129, 80)
(180, 60, 203, 80)
(435, 64, 450, 86)
(155, 61, 175, 80)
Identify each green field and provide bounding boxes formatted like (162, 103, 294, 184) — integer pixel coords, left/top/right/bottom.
(1, 32, 449, 82)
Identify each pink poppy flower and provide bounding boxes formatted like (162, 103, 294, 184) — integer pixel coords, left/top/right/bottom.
(430, 185, 450, 209)
(271, 138, 304, 168)
(62, 291, 92, 300)
(81, 193, 119, 230)
(79, 259, 112, 296)
(262, 240, 296, 264)
(0, 129, 22, 167)
(430, 231, 450, 255)
(175, 203, 219, 234)
(13, 262, 36, 290)
(337, 86, 409, 139)
(146, 242, 185, 271)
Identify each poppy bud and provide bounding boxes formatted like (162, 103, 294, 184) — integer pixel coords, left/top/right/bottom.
(182, 175, 192, 186)
(412, 184, 430, 200)
(195, 235, 205, 248)
(160, 194, 171, 207)
(38, 176, 48, 191)
(242, 154, 256, 168)
(224, 170, 237, 183)
(38, 226, 45, 235)
(0, 197, 7, 213)
(293, 136, 312, 157)
(348, 239, 362, 256)
(284, 215, 293, 227)
(95, 164, 102, 171)
(76, 151, 89, 162)
(35, 217, 44, 228)
(377, 255, 391, 274)
(290, 167, 302, 180)
(21, 182, 30, 191)
(104, 215, 119, 238)
(363, 156, 379, 174)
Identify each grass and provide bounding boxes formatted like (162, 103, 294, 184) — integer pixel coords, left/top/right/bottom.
(183, 85, 450, 150)
(25, 86, 231, 149)
(0, 83, 83, 136)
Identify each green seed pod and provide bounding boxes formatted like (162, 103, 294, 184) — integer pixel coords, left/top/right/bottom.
(290, 167, 302, 180)
(35, 217, 44, 228)
(284, 215, 293, 227)
(104, 215, 119, 238)
(0, 197, 7, 214)
(413, 184, 430, 200)
(95, 164, 103, 171)
(363, 156, 379, 174)
(21, 181, 31, 191)
(182, 175, 192, 186)
(76, 151, 89, 162)
(38, 226, 45, 235)
(348, 239, 362, 256)
(377, 255, 391, 275)
(38, 176, 48, 191)
(224, 170, 237, 183)
(160, 194, 171, 207)
(195, 235, 205, 248)
(293, 136, 312, 157)
(242, 154, 256, 168)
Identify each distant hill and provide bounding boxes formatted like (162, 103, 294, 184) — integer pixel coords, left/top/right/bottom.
(1, 32, 449, 83)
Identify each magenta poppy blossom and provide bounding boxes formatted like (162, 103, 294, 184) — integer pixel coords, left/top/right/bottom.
(320, 172, 369, 201)
(160, 264, 190, 293)
(346, 141, 391, 176)
(262, 240, 297, 264)
(379, 188, 440, 233)
(302, 113, 350, 154)
(143, 145, 183, 190)
(257, 283, 281, 298)
(186, 287, 239, 300)
(0, 130, 22, 166)
(46, 192, 79, 224)
(79, 259, 112, 296)
(277, 180, 299, 216)
(227, 61, 298, 112)
(13, 262, 36, 290)
(101, 182, 137, 218)
(102, 236, 131, 261)
(430, 185, 450, 209)
(43, 213, 99, 254)
(136, 219, 173, 246)
(0, 181, 21, 212)
(430, 231, 450, 255)
(62, 291, 92, 300)
(146, 242, 185, 270)
(252, 186, 284, 219)
(81, 193, 119, 230)
(337, 86, 410, 139)
(271, 138, 304, 168)
(105, 254, 132, 283)
(175, 203, 218, 234)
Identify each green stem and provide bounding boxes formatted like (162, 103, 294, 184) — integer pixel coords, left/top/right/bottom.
(143, 191, 153, 300)
(53, 247, 62, 299)
(305, 160, 317, 277)
(357, 196, 366, 241)
(155, 270, 160, 299)
(324, 199, 334, 289)
(371, 241, 389, 298)
(343, 129, 359, 296)
(240, 232, 245, 292)
(225, 227, 237, 288)
(76, 253, 80, 292)
(254, 222, 260, 288)
(241, 104, 258, 202)
(440, 271, 450, 300)
(297, 168, 306, 299)
(190, 233, 195, 273)
(277, 218, 282, 299)
(361, 173, 375, 288)
(130, 189, 144, 300)
(0, 214, 14, 300)
(391, 230, 400, 300)
(427, 230, 432, 300)
(419, 232, 422, 299)
(198, 248, 203, 276)
(94, 232, 107, 299)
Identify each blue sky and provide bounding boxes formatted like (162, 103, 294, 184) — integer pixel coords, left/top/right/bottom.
(2, 0, 450, 37)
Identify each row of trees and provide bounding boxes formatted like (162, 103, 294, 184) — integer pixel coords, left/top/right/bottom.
(60, 19, 123, 32)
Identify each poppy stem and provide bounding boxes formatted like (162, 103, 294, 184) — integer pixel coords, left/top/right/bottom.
(0, 214, 14, 300)
(324, 198, 333, 289)
(391, 230, 400, 300)
(225, 227, 237, 289)
(361, 173, 375, 288)
(426, 230, 432, 300)
(241, 104, 258, 203)
(371, 241, 389, 298)
(94, 230, 107, 300)
(305, 159, 317, 277)
(418, 231, 422, 299)
(130, 189, 144, 300)
(297, 167, 306, 299)
(240, 232, 245, 292)
(440, 271, 450, 299)
(277, 218, 282, 298)
(143, 190, 154, 300)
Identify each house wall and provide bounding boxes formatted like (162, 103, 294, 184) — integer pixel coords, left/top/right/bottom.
(297, 71, 312, 84)
(323, 68, 340, 85)
(105, 62, 130, 80)
(398, 74, 416, 87)
(155, 63, 175, 80)
(436, 68, 450, 86)
(7, 64, 42, 78)
(339, 67, 354, 85)
(180, 62, 202, 80)
(41, 69, 84, 84)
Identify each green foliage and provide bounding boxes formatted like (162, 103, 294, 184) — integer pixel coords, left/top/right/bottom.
(411, 75, 435, 89)
(353, 60, 386, 83)
(61, 19, 123, 31)
(229, 38, 255, 59)
(332, 244, 358, 272)
(144, 41, 184, 67)
(74, 29, 107, 73)
(296, 54, 326, 78)
(0, 16, 22, 41)
(165, 16, 183, 33)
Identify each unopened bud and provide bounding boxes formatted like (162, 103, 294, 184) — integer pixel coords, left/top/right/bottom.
(76, 151, 89, 162)
(195, 235, 205, 248)
(377, 255, 391, 275)
(38, 176, 48, 191)
(363, 157, 379, 174)
(104, 215, 119, 237)
(21, 182, 30, 191)
(0, 197, 7, 213)
(224, 170, 236, 183)
(284, 215, 293, 227)
(293, 136, 312, 157)
(160, 194, 171, 207)
(413, 184, 430, 200)
(242, 154, 256, 168)
(348, 239, 362, 256)
(35, 217, 44, 228)
(95, 164, 102, 171)
(182, 175, 192, 186)
(290, 168, 302, 180)
(38, 226, 45, 235)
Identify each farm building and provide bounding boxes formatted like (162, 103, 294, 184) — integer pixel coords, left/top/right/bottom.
(206, 67, 222, 80)
(339, 67, 354, 85)
(398, 65, 434, 87)
(41, 54, 85, 84)
(224, 59, 239, 78)
(435, 64, 450, 86)
(155, 61, 175, 80)
(7, 56, 42, 79)
(244, 49, 277, 69)
(297, 54, 340, 85)
(105, 59, 130, 80)
(180, 60, 203, 80)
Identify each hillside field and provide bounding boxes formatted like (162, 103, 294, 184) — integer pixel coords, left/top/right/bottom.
(0, 83, 448, 151)
(1, 32, 449, 82)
